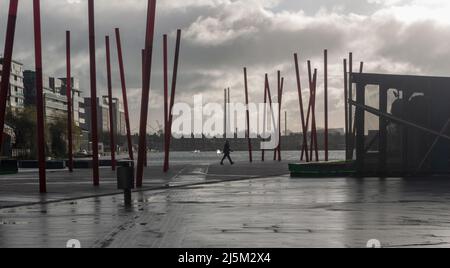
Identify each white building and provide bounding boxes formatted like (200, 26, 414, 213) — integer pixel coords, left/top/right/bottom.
(0, 58, 25, 112)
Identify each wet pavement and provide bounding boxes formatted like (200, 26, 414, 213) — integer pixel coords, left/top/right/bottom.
(2, 165, 450, 247)
(0, 161, 289, 208)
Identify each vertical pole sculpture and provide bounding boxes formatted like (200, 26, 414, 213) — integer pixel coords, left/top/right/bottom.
(88, 0, 100, 186)
(324, 49, 329, 161)
(274, 71, 283, 161)
(343, 59, 350, 161)
(0, 0, 19, 153)
(304, 61, 314, 161)
(227, 87, 231, 137)
(165, 29, 181, 172)
(136, 0, 157, 187)
(243, 68, 253, 162)
(66, 31, 74, 172)
(224, 89, 227, 138)
(277, 77, 284, 161)
(348, 52, 353, 160)
(294, 54, 309, 162)
(105, 36, 116, 171)
(312, 69, 319, 161)
(141, 49, 148, 167)
(262, 75, 268, 162)
(115, 28, 134, 161)
(163, 35, 169, 172)
(33, 0, 47, 193)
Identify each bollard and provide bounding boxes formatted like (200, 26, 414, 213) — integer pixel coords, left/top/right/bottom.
(117, 161, 135, 207)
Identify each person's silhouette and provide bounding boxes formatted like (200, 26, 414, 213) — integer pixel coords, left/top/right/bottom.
(220, 140, 234, 165)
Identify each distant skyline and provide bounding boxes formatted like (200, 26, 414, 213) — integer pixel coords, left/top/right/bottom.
(2, 0, 450, 134)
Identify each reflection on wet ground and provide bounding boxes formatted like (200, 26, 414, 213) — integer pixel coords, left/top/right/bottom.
(2, 174, 450, 248)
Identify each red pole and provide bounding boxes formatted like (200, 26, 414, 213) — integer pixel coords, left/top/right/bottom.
(142, 49, 147, 167)
(294, 54, 309, 162)
(165, 29, 182, 172)
(163, 35, 169, 172)
(274, 71, 280, 161)
(66, 31, 74, 172)
(136, 0, 157, 187)
(105, 36, 116, 171)
(33, 0, 47, 193)
(277, 77, 284, 162)
(344, 59, 349, 161)
(115, 28, 134, 161)
(88, 0, 100, 186)
(303, 61, 314, 161)
(324, 49, 329, 162)
(348, 52, 353, 160)
(312, 69, 319, 162)
(244, 67, 253, 163)
(262, 74, 268, 162)
(0, 0, 19, 153)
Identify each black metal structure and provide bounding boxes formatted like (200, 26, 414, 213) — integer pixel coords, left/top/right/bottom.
(350, 73, 450, 176)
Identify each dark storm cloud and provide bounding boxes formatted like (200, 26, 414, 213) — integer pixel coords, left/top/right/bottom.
(2, 0, 450, 132)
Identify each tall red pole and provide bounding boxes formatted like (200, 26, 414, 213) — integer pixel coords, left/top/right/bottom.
(278, 77, 284, 161)
(66, 31, 74, 172)
(311, 69, 319, 162)
(324, 49, 329, 162)
(294, 54, 309, 162)
(115, 28, 134, 161)
(243, 67, 253, 163)
(165, 29, 182, 172)
(142, 49, 147, 167)
(348, 52, 353, 160)
(0, 0, 19, 153)
(303, 61, 314, 161)
(105, 36, 116, 171)
(262, 75, 268, 162)
(274, 71, 283, 161)
(33, 0, 47, 193)
(88, 0, 100, 186)
(136, 0, 157, 187)
(343, 59, 349, 161)
(163, 35, 169, 172)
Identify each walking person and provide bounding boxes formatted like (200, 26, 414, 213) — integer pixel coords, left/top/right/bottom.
(221, 140, 234, 165)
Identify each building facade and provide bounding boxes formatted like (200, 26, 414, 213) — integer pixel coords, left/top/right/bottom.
(83, 97, 127, 140)
(0, 58, 25, 112)
(23, 71, 85, 126)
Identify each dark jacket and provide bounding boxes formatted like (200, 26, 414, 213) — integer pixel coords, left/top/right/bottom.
(223, 142, 231, 155)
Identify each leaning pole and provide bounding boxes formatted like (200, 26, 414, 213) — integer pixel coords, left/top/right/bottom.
(136, 0, 157, 187)
(0, 0, 19, 153)
(115, 28, 134, 161)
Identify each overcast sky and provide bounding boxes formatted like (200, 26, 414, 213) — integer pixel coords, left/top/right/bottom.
(2, 0, 450, 134)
